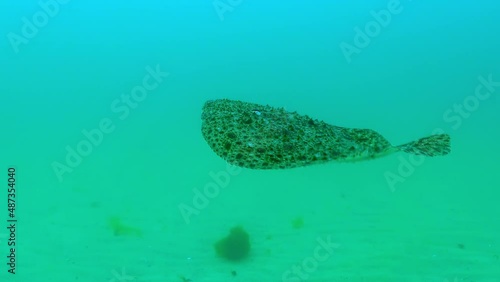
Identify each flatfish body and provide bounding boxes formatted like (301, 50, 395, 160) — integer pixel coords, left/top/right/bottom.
(201, 99, 450, 169)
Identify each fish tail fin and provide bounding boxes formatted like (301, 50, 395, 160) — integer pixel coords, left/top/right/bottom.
(396, 134, 451, 156)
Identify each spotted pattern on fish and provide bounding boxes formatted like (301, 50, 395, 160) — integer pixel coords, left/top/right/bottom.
(201, 99, 450, 169)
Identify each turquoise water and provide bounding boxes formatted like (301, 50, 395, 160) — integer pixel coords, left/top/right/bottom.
(1, 1, 499, 281)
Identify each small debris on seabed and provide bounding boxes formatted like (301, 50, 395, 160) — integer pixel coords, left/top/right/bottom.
(178, 275, 191, 282)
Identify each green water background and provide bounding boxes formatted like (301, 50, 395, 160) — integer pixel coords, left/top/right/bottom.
(0, 1, 499, 281)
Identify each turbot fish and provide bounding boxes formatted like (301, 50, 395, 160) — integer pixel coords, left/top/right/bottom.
(201, 99, 450, 169)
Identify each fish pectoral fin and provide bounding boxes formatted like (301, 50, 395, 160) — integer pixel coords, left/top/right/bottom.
(396, 134, 451, 157)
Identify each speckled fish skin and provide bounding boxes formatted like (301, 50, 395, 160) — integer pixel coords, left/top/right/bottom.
(201, 99, 450, 169)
